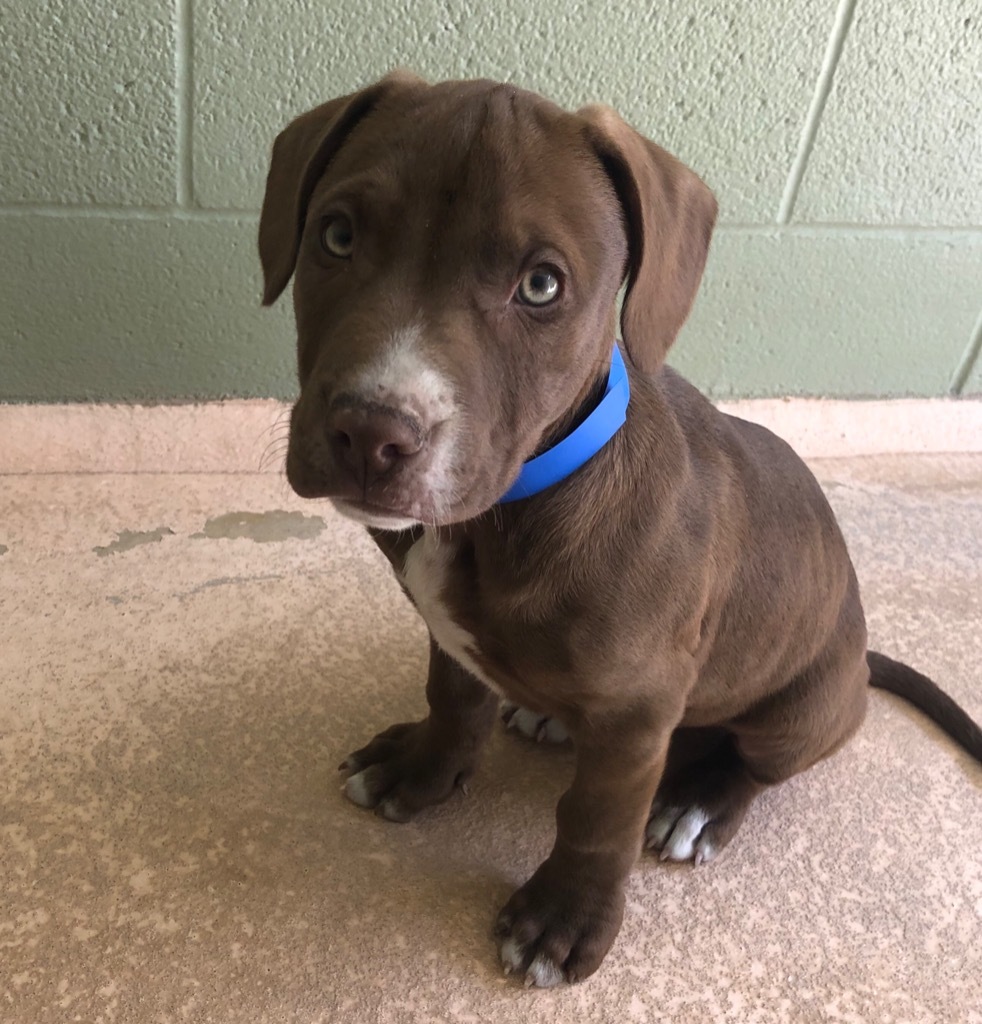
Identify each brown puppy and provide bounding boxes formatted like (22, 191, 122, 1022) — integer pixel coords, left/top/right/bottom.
(259, 71, 982, 987)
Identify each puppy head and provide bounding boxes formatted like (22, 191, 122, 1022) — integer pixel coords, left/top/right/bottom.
(259, 73, 716, 529)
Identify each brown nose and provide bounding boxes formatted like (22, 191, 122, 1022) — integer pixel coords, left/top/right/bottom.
(327, 398, 425, 486)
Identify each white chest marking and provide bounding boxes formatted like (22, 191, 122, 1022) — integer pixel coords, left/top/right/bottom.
(400, 531, 502, 695)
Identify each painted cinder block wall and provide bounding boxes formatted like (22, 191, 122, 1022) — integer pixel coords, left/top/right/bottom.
(1, 0, 980, 403)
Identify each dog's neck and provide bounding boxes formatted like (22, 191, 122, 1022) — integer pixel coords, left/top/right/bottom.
(499, 344, 630, 503)
(498, 344, 630, 504)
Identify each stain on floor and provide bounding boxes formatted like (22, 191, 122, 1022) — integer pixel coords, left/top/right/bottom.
(186, 573, 285, 595)
(192, 510, 326, 543)
(93, 527, 175, 557)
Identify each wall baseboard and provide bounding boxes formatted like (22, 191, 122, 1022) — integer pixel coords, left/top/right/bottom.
(1, 398, 980, 475)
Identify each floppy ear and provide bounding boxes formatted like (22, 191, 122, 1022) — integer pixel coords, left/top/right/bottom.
(579, 105, 718, 373)
(258, 70, 425, 306)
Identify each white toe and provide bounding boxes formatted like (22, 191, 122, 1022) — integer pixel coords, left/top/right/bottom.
(508, 708, 544, 739)
(525, 952, 564, 988)
(539, 717, 569, 744)
(505, 706, 568, 744)
(343, 769, 376, 808)
(499, 935, 525, 974)
(379, 796, 411, 823)
(660, 807, 710, 862)
(645, 805, 682, 849)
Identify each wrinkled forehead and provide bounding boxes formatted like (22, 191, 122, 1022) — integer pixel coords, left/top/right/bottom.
(311, 82, 624, 261)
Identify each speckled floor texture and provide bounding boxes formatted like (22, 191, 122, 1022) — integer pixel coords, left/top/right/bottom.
(2, 455, 980, 1024)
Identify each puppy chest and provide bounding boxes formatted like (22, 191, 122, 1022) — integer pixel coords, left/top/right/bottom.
(399, 532, 502, 694)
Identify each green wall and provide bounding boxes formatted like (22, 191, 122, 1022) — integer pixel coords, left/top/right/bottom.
(1, 0, 980, 402)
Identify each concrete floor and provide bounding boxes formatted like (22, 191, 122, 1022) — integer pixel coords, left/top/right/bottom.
(1, 455, 980, 1023)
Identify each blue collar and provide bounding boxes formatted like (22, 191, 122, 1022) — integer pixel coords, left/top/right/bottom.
(498, 344, 630, 504)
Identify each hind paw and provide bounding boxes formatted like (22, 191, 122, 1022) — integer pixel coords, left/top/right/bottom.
(501, 702, 570, 744)
(645, 803, 720, 865)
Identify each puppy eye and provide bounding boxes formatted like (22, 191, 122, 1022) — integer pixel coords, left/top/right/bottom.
(517, 266, 561, 306)
(321, 214, 354, 258)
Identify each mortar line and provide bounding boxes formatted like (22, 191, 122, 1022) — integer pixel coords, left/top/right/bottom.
(717, 224, 982, 241)
(726, 221, 961, 234)
(0, 206, 256, 221)
(949, 307, 982, 396)
(776, 0, 857, 225)
(175, 0, 194, 207)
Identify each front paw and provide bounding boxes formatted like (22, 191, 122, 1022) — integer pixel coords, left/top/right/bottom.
(340, 721, 475, 823)
(494, 862, 625, 987)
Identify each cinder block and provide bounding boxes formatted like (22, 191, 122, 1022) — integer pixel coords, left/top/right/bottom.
(194, 0, 829, 221)
(0, 1, 177, 205)
(795, 0, 982, 224)
(671, 230, 982, 397)
(0, 214, 295, 402)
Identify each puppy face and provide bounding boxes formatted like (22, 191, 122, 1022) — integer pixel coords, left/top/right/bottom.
(261, 75, 717, 528)
(280, 82, 628, 528)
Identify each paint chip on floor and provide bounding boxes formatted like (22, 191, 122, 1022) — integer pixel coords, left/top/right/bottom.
(93, 527, 175, 557)
(192, 510, 325, 543)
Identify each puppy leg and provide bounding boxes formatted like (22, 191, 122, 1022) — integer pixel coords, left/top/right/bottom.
(496, 705, 681, 986)
(341, 638, 499, 821)
(646, 732, 762, 864)
(648, 649, 869, 864)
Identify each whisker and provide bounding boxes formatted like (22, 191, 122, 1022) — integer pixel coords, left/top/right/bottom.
(258, 440, 290, 473)
(255, 406, 292, 445)
(434, 484, 465, 531)
(258, 437, 289, 461)
(260, 435, 290, 456)
(254, 407, 293, 472)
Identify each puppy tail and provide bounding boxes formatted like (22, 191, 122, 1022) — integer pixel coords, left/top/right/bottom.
(867, 650, 982, 764)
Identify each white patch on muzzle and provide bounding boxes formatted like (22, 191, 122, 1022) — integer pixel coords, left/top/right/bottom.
(344, 323, 461, 522)
(353, 324, 457, 424)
